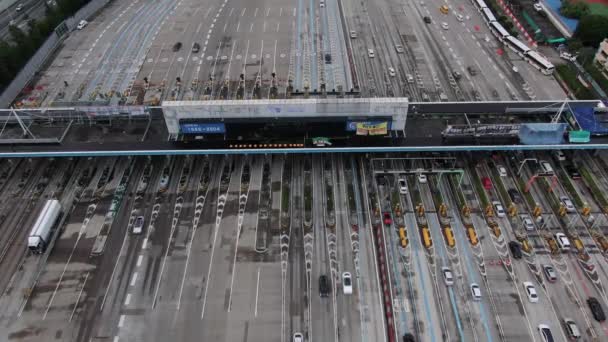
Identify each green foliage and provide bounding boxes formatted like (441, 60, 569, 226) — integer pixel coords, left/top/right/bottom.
(574, 14, 608, 47)
(567, 38, 584, 52)
(560, 0, 590, 19)
(556, 64, 596, 99)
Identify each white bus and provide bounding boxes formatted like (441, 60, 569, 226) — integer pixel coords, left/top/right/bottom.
(482, 8, 497, 23)
(490, 21, 510, 40)
(505, 36, 530, 57)
(473, 0, 488, 11)
(526, 50, 555, 75)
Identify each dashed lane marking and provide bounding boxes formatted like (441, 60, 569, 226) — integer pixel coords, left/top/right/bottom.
(131, 272, 139, 286)
(118, 315, 125, 328)
(124, 294, 131, 306)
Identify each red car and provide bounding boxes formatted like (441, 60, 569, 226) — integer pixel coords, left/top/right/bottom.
(383, 213, 392, 225)
(482, 177, 492, 190)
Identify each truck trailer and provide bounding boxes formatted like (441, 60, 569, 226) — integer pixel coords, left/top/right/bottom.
(28, 199, 62, 254)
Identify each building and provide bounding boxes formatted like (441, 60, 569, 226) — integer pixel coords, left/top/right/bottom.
(594, 38, 608, 79)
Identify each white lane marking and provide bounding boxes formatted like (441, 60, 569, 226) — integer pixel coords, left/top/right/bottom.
(499, 73, 505, 80)
(229, 8, 234, 16)
(255, 267, 261, 317)
(476, 41, 481, 48)
(210, 23, 214, 29)
(279, 7, 282, 16)
(263, 21, 266, 32)
(142, 238, 148, 250)
(113, 337, 119, 342)
(225, 40, 238, 79)
(241, 8, 246, 16)
(293, 7, 296, 16)
(216, 12, 220, 18)
(224, 23, 228, 32)
(254, 8, 258, 16)
(266, 8, 270, 16)
(124, 293, 131, 306)
(118, 315, 125, 327)
(69, 272, 89, 322)
(130, 272, 139, 286)
(236, 21, 240, 32)
(137, 254, 143, 267)
(276, 22, 280, 32)
(250, 23, 254, 32)
(196, 22, 203, 33)
(207, 34, 211, 40)
(273, 39, 277, 73)
(208, 29, 213, 34)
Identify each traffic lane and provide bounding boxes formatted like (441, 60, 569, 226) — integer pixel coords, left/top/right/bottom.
(540, 253, 597, 341)
(333, 158, 362, 341)
(470, 213, 533, 341)
(510, 257, 566, 342)
(364, 0, 406, 96)
(425, 213, 471, 341)
(199, 174, 245, 340)
(565, 253, 608, 338)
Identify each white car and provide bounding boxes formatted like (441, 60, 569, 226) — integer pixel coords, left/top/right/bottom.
(398, 178, 408, 194)
(523, 281, 539, 303)
(492, 201, 506, 217)
(522, 216, 534, 231)
(555, 232, 571, 251)
(441, 22, 449, 30)
(342, 272, 353, 294)
(497, 165, 507, 177)
(132, 216, 144, 234)
(470, 283, 482, 300)
(406, 73, 414, 83)
(368, 49, 375, 58)
(159, 174, 170, 191)
(559, 196, 575, 212)
(388, 67, 396, 77)
(442, 267, 454, 286)
(77, 20, 88, 30)
(350, 30, 357, 39)
(538, 324, 554, 342)
(418, 174, 427, 183)
(320, 0, 325, 7)
(293, 332, 303, 342)
(533, 2, 543, 11)
(456, 14, 464, 21)
(15, 3, 23, 11)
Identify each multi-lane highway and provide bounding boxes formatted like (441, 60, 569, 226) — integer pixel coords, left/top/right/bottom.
(0, 151, 608, 341)
(14, 0, 567, 107)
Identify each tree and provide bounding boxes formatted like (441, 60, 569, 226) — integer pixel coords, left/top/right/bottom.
(574, 15, 608, 48)
(567, 38, 583, 52)
(560, 0, 590, 19)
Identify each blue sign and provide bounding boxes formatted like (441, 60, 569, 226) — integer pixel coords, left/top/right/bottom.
(180, 123, 226, 134)
(346, 121, 391, 131)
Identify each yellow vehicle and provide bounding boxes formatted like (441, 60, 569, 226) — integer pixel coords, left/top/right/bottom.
(443, 227, 456, 248)
(422, 227, 433, 248)
(467, 227, 479, 245)
(399, 227, 407, 240)
(400, 236, 409, 248)
(440, 5, 449, 14)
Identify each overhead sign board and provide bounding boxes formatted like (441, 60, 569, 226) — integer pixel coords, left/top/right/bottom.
(180, 123, 226, 134)
(346, 121, 390, 135)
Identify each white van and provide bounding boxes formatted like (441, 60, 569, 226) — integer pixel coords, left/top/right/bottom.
(555, 233, 571, 251)
(540, 161, 554, 174)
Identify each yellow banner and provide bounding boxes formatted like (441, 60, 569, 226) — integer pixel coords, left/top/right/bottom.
(356, 122, 388, 136)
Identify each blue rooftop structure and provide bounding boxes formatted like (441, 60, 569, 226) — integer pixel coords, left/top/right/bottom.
(570, 103, 608, 135)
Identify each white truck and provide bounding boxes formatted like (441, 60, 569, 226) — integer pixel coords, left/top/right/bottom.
(28, 200, 62, 254)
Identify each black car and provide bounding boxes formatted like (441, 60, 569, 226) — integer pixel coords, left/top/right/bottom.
(192, 43, 200, 53)
(324, 53, 332, 63)
(319, 275, 330, 297)
(587, 297, 606, 322)
(509, 241, 522, 259)
(423, 16, 431, 24)
(508, 188, 522, 203)
(565, 164, 581, 180)
(403, 333, 415, 342)
(173, 42, 182, 52)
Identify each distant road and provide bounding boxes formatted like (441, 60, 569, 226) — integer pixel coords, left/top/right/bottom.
(0, 0, 48, 40)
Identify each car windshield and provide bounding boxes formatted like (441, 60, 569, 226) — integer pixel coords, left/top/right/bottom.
(344, 277, 351, 286)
